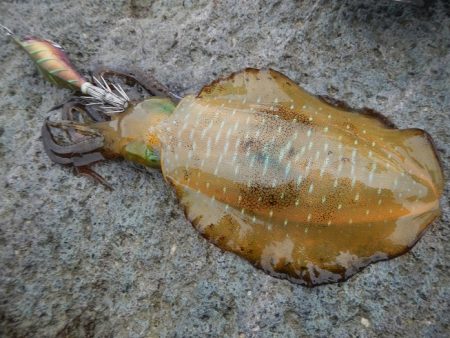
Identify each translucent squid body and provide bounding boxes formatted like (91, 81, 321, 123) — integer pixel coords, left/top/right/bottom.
(13, 31, 444, 286)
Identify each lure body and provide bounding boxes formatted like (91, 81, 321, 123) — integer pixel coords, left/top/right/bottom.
(96, 69, 443, 286)
(16, 36, 87, 90)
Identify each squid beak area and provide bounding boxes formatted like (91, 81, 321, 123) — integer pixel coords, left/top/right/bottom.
(41, 120, 114, 189)
(41, 119, 106, 166)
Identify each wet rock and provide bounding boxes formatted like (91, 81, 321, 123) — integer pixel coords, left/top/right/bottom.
(0, 0, 449, 336)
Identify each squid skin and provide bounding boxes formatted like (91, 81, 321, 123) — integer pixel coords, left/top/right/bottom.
(93, 69, 444, 286)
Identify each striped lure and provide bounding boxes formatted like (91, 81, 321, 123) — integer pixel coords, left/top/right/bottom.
(3, 25, 128, 113)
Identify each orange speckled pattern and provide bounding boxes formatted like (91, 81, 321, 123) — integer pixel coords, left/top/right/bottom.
(156, 69, 444, 286)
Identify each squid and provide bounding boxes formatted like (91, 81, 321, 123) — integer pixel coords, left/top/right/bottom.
(5, 27, 444, 286)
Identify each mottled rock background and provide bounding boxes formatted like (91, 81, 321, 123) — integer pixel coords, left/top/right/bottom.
(0, 0, 449, 337)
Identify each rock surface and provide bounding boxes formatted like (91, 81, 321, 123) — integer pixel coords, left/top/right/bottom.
(0, 0, 449, 337)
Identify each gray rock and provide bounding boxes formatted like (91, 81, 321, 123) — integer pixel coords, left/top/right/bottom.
(0, 0, 449, 337)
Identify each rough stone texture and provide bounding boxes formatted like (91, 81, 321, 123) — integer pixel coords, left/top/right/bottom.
(0, 0, 449, 337)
